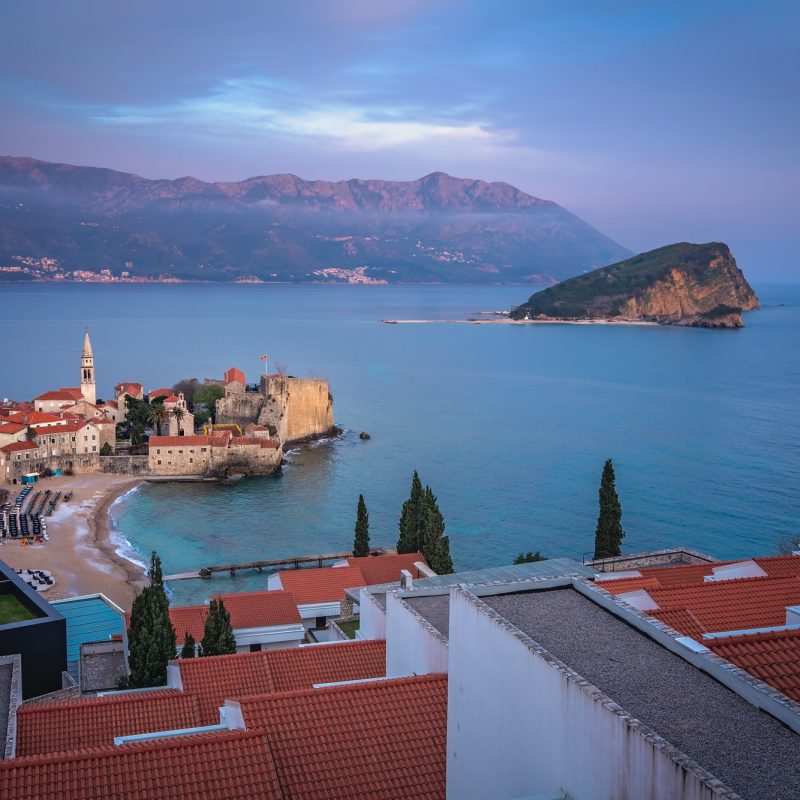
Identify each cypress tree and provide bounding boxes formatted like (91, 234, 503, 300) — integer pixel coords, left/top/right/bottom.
(420, 486, 454, 574)
(127, 551, 177, 687)
(180, 633, 196, 659)
(202, 598, 237, 656)
(397, 470, 423, 553)
(353, 494, 370, 557)
(594, 459, 625, 558)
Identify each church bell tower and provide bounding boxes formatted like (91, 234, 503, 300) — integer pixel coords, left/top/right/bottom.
(80, 329, 96, 405)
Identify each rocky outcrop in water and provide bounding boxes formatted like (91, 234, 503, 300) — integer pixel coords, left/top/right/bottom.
(510, 242, 758, 328)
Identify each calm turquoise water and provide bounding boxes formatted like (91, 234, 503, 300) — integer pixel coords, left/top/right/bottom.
(1, 283, 798, 604)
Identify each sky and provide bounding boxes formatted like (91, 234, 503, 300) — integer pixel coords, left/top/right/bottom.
(1, 0, 798, 280)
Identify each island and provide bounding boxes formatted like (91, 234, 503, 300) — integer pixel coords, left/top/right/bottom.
(509, 242, 759, 328)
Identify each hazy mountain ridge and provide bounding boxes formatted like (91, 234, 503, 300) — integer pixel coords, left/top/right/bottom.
(0, 156, 631, 283)
(510, 242, 759, 327)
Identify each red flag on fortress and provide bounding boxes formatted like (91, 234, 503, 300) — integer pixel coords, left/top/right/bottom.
(260, 354, 269, 360)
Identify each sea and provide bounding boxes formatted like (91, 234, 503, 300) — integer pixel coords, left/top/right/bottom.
(1, 282, 798, 605)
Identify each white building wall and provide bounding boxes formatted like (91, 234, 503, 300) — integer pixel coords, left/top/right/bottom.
(385, 593, 448, 678)
(358, 590, 387, 641)
(446, 588, 719, 800)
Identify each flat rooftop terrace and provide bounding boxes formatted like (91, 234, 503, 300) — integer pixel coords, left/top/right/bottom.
(405, 595, 450, 637)
(484, 587, 800, 800)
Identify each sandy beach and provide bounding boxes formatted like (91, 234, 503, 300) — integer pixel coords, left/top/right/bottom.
(1, 473, 147, 609)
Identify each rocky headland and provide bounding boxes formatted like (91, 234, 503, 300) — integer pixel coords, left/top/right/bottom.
(509, 242, 759, 328)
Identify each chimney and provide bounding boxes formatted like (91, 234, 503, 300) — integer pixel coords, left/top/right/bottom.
(400, 569, 413, 590)
(785, 606, 800, 628)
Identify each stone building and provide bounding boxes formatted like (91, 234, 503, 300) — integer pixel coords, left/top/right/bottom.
(215, 368, 334, 444)
(147, 432, 281, 477)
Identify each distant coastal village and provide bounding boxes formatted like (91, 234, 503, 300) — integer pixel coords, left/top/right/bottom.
(0, 331, 335, 485)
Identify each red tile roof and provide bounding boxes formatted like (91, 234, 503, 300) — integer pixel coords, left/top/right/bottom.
(265, 639, 386, 693)
(347, 552, 429, 585)
(224, 367, 246, 386)
(1, 440, 39, 453)
(235, 674, 447, 800)
(15, 690, 202, 756)
(58, 387, 84, 400)
(34, 390, 80, 402)
(231, 436, 263, 446)
(221, 590, 302, 629)
(260, 439, 279, 449)
(708, 628, 800, 702)
(103, 400, 119, 409)
(277, 564, 367, 604)
(149, 435, 211, 447)
(9, 411, 66, 425)
(148, 388, 173, 398)
(165, 590, 303, 643)
(602, 555, 800, 594)
(176, 639, 387, 724)
(115, 382, 143, 395)
(167, 605, 210, 643)
(0, 421, 25, 434)
(644, 576, 800, 636)
(0, 729, 283, 800)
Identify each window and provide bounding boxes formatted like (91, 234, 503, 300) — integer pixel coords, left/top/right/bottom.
(157, 460, 161, 465)
(157, 449, 161, 454)
(189, 458, 193, 463)
(315, 616, 327, 629)
(92, 445, 96, 452)
(92, 435, 96, 440)
(249, 643, 262, 652)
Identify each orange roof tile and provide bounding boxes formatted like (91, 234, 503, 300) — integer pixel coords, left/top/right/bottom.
(219, 590, 302, 629)
(231, 436, 263, 446)
(708, 629, 800, 702)
(277, 564, 367, 604)
(149, 435, 211, 447)
(0, 421, 25, 433)
(176, 639, 386, 724)
(0, 729, 282, 800)
(224, 367, 246, 386)
(1, 440, 39, 453)
(166, 591, 303, 643)
(58, 387, 84, 399)
(265, 639, 386, 693)
(235, 674, 447, 800)
(260, 439, 279, 449)
(166, 605, 210, 643)
(178, 652, 277, 724)
(648, 575, 800, 635)
(34, 390, 81, 402)
(115, 382, 143, 394)
(10, 411, 66, 425)
(148, 388, 173, 398)
(597, 576, 663, 595)
(347, 552, 429, 585)
(650, 607, 709, 640)
(15, 690, 202, 757)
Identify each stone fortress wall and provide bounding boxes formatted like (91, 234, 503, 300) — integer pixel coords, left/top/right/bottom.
(217, 375, 335, 444)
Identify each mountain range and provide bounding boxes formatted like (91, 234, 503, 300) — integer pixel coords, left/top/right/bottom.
(0, 156, 630, 283)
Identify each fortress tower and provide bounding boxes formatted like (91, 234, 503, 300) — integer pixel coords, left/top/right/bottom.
(80, 329, 96, 405)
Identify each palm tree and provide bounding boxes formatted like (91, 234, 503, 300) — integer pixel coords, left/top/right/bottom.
(171, 406, 186, 435)
(148, 404, 169, 437)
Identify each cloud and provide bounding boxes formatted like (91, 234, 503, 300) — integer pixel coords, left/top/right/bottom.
(89, 76, 522, 155)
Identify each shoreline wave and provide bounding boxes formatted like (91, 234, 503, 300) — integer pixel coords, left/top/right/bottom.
(107, 482, 148, 572)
